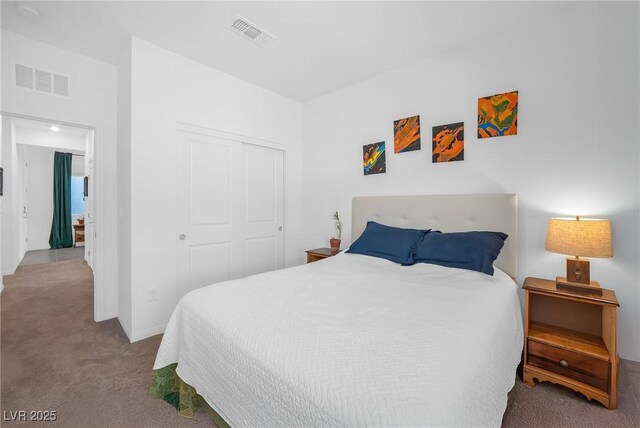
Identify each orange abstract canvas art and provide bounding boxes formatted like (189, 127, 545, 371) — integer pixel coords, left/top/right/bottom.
(477, 91, 518, 138)
(393, 115, 421, 153)
(432, 122, 464, 163)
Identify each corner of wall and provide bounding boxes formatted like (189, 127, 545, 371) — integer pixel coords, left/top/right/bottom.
(116, 37, 133, 336)
(129, 323, 166, 343)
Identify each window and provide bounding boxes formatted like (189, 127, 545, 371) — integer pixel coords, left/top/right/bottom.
(71, 176, 85, 215)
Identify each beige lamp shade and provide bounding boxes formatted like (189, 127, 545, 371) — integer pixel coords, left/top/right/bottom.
(545, 217, 613, 258)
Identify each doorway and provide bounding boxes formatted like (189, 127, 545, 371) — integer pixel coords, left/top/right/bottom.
(1, 114, 97, 308)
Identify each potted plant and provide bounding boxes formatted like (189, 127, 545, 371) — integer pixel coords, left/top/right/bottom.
(330, 211, 343, 252)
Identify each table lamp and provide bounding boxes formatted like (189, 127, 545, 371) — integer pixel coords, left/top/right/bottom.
(545, 216, 612, 294)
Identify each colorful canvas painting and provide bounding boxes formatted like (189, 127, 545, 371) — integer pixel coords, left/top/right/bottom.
(363, 142, 386, 175)
(432, 122, 464, 163)
(393, 115, 421, 153)
(477, 91, 518, 138)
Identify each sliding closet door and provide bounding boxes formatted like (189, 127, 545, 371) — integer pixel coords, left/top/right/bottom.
(176, 131, 284, 299)
(176, 132, 242, 298)
(242, 143, 284, 277)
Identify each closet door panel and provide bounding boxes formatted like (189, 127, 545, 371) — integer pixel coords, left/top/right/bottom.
(176, 132, 241, 299)
(242, 143, 284, 277)
(176, 131, 284, 299)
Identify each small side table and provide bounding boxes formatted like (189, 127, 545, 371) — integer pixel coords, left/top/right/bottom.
(523, 277, 619, 409)
(73, 223, 85, 248)
(305, 247, 340, 264)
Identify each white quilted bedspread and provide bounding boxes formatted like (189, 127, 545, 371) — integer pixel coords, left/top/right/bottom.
(154, 253, 523, 427)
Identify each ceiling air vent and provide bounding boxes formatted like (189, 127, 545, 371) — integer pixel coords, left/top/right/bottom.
(229, 16, 276, 48)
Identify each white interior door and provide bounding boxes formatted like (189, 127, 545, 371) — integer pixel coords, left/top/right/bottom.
(242, 143, 284, 277)
(176, 131, 284, 298)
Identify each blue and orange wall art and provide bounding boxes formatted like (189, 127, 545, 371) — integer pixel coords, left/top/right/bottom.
(363, 141, 386, 175)
(432, 122, 464, 163)
(477, 91, 518, 138)
(393, 115, 421, 153)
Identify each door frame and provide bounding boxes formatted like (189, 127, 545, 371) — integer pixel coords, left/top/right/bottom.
(19, 144, 28, 259)
(1, 111, 105, 321)
(175, 121, 287, 291)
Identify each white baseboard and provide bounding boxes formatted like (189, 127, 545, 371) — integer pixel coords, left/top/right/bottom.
(129, 323, 167, 343)
(2, 263, 18, 277)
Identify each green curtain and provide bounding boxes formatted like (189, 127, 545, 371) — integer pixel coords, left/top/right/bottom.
(49, 152, 73, 249)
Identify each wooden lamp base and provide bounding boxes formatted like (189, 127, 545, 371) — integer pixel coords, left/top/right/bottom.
(567, 257, 590, 283)
(556, 257, 602, 295)
(556, 276, 602, 295)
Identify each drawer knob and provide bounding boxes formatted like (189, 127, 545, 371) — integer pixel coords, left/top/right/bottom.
(559, 359, 569, 368)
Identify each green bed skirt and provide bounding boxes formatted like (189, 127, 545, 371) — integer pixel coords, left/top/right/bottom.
(150, 363, 230, 427)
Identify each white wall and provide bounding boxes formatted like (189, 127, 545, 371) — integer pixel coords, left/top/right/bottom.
(71, 155, 84, 176)
(1, 117, 24, 274)
(23, 146, 53, 251)
(117, 39, 132, 338)
(1, 30, 118, 320)
(302, 3, 640, 361)
(124, 37, 304, 341)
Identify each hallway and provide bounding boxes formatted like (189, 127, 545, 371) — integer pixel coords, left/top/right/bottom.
(19, 247, 85, 266)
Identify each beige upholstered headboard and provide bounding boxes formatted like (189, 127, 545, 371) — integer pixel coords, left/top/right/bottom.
(351, 194, 518, 278)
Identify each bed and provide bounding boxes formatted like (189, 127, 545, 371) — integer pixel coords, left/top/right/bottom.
(152, 194, 523, 427)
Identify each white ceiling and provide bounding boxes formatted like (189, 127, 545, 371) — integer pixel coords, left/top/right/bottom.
(12, 117, 88, 154)
(2, 1, 563, 102)
(12, 117, 90, 137)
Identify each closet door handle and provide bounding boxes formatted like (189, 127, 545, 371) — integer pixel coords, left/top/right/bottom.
(179, 234, 186, 241)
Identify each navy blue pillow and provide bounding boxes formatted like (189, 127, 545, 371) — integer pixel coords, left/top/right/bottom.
(346, 221, 428, 265)
(414, 231, 508, 275)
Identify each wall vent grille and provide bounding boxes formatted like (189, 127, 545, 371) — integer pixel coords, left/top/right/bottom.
(53, 74, 69, 96)
(15, 64, 34, 89)
(35, 69, 52, 93)
(229, 16, 276, 48)
(15, 63, 69, 97)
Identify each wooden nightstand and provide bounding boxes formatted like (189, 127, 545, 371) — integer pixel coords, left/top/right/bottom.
(305, 248, 340, 263)
(523, 277, 619, 409)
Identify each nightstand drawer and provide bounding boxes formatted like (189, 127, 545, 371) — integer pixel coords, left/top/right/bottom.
(527, 340, 609, 391)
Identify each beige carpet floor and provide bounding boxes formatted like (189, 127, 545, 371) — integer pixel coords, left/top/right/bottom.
(1, 259, 639, 427)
